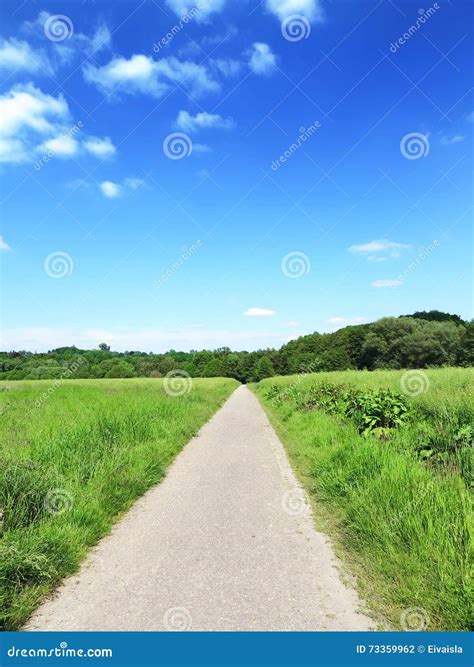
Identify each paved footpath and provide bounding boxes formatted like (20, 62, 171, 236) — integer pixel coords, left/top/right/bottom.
(26, 385, 374, 631)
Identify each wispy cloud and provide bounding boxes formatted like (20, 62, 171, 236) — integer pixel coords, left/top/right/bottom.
(83, 54, 219, 99)
(0, 38, 53, 75)
(349, 239, 410, 260)
(0, 236, 11, 252)
(99, 177, 144, 199)
(371, 279, 403, 288)
(83, 136, 116, 158)
(244, 307, 276, 317)
(265, 0, 324, 21)
(440, 134, 465, 146)
(248, 43, 277, 76)
(21, 13, 111, 64)
(175, 110, 235, 132)
(0, 325, 292, 353)
(166, 0, 226, 22)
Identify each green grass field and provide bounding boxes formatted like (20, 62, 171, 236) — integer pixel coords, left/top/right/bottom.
(0, 377, 238, 630)
(252, 368, 473, 631)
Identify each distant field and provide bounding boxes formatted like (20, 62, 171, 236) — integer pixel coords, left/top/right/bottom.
(0, 377, 238, 630)
(253, 368, 473, 631)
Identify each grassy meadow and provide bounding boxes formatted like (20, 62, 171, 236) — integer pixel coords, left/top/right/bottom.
(253, 368, 473, 631)
(0, 377, 238, 630)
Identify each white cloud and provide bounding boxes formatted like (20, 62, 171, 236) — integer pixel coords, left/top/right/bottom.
(371, 279, 403, 288)
(83, 54, 219, 99)
(212, 58, 242, 78)
(248, 43, 277, 76)
(0, 236, 11, 251)
(0, 138, 28, 164)
(0, 84, 70, 164)
(99, 181, 121, 198)
(99, 177, 143, 198)
(88, 24, 112, 54)
(0, 38, 52, 74)
(22, 13, 111, 63)
(328, 316, 367, 329)
(166, 0, 226, 21)
(125, 177, 144, 190)
(0, 84, 117, 166)
(440, 134, 465, 146)
(175, 110, 234, 132)
(467, 111, 474, 123)
(244, 307, 276, 317)
(83, 136, 116, 158)
(39, 134, 79, 157)
(0, 83, 69, 139)
(265, 0, 324, 21)
(349, 239, 410, 259)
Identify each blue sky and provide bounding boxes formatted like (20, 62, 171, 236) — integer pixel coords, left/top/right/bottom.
(0, 0, 472, 352)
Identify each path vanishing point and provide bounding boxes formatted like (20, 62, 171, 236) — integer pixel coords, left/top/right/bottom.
(26, 385, 374, 631)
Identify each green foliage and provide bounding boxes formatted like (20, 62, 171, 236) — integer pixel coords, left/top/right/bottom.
(343, 389, 409, 437)
(0, 312, 470, 384)
(253, 368, 473, 630)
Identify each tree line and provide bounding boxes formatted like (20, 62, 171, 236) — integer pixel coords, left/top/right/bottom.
(1, 311, 472, 383)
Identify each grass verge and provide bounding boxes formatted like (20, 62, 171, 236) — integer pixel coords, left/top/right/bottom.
(252, 368, 472, 631)
(0, 377, 238, 630)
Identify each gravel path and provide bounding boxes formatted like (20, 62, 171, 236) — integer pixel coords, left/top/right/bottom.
(26, 385, 373, 631)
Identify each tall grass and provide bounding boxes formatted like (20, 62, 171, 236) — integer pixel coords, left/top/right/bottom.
(253, 368, 473, 631)
(0, 378, 238, 630)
